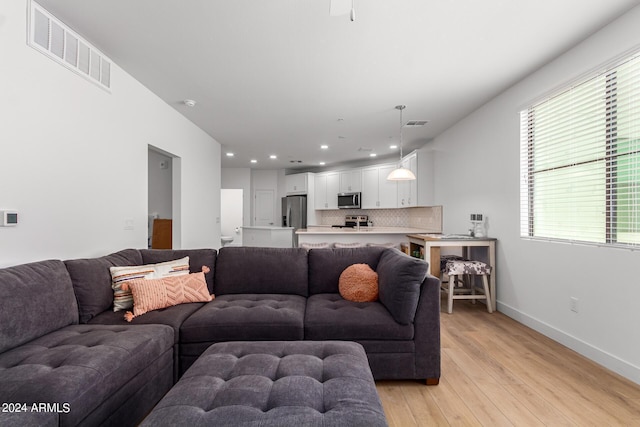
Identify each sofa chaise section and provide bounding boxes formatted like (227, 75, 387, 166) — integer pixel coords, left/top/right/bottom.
(0, 259, 174, 427)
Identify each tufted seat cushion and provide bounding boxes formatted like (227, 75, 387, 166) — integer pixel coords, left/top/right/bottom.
(0, 324, 174, 427)
(179, 294, 306, 374)
(140, 341, 388, 427)
(305, 293, 414, 340)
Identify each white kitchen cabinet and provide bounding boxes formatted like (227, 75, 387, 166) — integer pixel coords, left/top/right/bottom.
(362, 164, 397, 209)
(285, 173, 309, 195)
(339, 169, 362, 193)
(397, 152, 418, 207)
(314, 172, 339, 210)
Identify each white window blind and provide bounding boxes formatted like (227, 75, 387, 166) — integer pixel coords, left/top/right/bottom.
(520, 51, 640, 248)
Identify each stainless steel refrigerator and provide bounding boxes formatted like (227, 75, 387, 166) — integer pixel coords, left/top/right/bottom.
(282, 195, 307, 246)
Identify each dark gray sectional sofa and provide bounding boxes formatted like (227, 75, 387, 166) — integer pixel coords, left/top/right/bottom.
(0, 246, 440, 427)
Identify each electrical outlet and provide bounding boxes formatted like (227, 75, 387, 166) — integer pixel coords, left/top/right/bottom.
(570, 297, 579, 313)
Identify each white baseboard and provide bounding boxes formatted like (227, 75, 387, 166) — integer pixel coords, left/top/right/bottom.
(497, 301, 640, 386)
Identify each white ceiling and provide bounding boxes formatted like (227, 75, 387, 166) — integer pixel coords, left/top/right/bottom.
(37, 0, 639, 170)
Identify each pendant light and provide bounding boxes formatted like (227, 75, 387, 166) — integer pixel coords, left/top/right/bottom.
(387, 105, 416, 181)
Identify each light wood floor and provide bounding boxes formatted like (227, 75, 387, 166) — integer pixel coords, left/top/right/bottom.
(376, 297, 640, 426)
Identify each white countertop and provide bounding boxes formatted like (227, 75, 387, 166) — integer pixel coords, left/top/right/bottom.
(296, 226, 433, 235)
(242, 226, 294, 230)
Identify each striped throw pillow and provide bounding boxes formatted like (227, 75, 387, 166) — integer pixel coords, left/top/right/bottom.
(109, 256, 190, 312)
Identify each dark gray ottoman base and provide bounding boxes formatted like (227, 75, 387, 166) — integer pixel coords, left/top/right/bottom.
(141, 341, 388, 427)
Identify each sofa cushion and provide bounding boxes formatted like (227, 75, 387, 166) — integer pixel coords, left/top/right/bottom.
(89, 303, 204, 342)
(140, 249, 217, 293)
(0, 324, 173, 427)
(377, 248, 428, 325)
(308, 247, 385, 294)
(305, 294, 414, 340)
(181, 294, 306, 344)
(64, 249, 143, 323)
(0, 260, 79, 354)
(214, 247, 308, 296)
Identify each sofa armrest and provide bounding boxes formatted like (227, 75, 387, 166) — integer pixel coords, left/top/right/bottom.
(413, 273, 441, 383)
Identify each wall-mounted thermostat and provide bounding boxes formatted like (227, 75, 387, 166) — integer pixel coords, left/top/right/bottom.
(1, 211, 18, 227)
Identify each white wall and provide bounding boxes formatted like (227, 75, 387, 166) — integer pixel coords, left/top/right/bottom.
(429, 6, 640, 384)
(0, 1, 221, 266)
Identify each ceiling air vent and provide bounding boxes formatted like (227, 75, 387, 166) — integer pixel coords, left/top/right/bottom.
(404, 120, 429, 127)
(28, 1, 111, 91)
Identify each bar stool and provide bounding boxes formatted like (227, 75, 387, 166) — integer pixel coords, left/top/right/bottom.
(442, 259, 493, 314)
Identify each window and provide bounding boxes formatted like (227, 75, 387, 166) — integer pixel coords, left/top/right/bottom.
(520, 52, 640, 248)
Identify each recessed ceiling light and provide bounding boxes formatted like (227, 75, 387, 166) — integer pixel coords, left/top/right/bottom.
(226, 152, 234, 157)
(319, 162, 326, 166)
(183, 99, 196, 107)
(250, 159, 257, 164)
(390, 145, 398, 149)
(369, 153, 377, 157)
(269, 155, 277, 159)
(320, 145, 329, 150)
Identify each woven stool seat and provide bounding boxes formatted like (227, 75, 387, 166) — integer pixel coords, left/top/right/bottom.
(445, 259, 491, 275)
(441, 259, 493, 314)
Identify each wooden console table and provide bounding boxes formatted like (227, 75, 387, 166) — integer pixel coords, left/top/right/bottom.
(407, 234, 497, 310)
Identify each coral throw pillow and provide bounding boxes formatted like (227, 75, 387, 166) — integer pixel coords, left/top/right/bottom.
(123, 266, 214, 321)
(339, 263, 379, 302)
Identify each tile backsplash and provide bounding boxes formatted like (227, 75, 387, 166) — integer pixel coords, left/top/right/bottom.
(318, 206, 442, 232)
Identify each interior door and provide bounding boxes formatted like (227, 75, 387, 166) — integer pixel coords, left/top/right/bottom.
(221, 189, 243, 245)
(254, 189, 275, 226)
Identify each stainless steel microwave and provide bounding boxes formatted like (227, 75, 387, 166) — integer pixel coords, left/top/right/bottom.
(337, 192, 361, 209)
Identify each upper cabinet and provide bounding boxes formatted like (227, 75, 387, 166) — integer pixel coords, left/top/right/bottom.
(397, 152, 418, 207)
(314, 172, 339, 209)
(285, 173, 309, 195)
(361, 164, 398, 209)
(300, 147, 434, 210)
(339, 169, 362, 193)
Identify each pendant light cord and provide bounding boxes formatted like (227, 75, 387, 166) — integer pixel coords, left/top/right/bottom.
(396, 104, 406, 162)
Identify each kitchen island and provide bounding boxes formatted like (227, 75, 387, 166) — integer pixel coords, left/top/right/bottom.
(296, 226, 431, 248)
(242, 226, 295, 248)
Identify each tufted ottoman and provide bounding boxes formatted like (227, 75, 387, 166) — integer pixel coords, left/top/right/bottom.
(141, 341, 388, 427)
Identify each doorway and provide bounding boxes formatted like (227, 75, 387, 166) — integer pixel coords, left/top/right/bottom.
(221, 189, 243, 246)
(148, 146, 180, 248)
